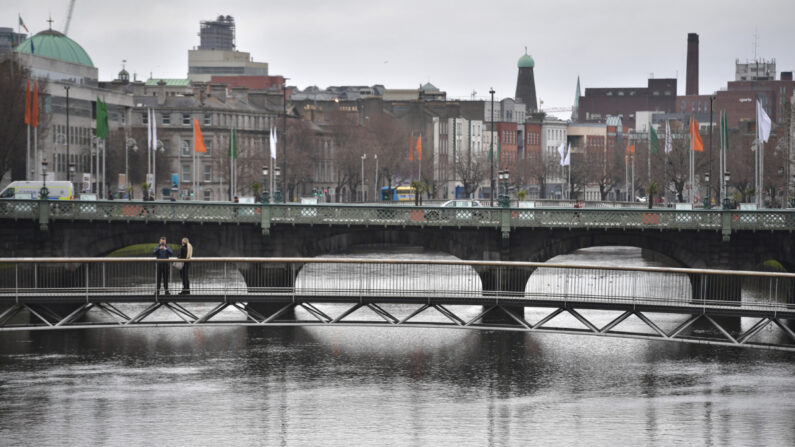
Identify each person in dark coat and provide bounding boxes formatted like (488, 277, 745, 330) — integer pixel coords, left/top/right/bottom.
(153, 236, 174, 295)
(179, 237, 193, 295)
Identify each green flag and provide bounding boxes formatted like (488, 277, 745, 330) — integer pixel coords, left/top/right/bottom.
(497, 136, 502, 163)
(649, 125, 659, 155)
(95, 97, 108, 140)
(228, 127, 237, 158)
(722, 110, 730, 151)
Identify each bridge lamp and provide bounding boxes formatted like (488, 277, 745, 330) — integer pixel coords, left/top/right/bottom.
(498, 170, 510, 208)
(262, 165, 270, 204)
(40, 159, 49, 200)
(723, 171, 732, 209)
(703, 172, 711, 209)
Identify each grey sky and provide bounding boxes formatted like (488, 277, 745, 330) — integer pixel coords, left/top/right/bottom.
(6, 0, 795, 112)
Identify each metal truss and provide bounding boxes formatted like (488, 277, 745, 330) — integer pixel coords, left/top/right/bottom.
(2, 299, 794, 352)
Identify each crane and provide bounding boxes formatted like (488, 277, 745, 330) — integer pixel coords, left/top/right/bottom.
(63, 0, 76, 35)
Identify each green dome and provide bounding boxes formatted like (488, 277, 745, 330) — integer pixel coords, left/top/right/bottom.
(517, 53, 534, 68)
(15, 30, 94, 67)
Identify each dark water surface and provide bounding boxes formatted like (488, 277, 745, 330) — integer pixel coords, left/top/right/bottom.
(1, 247, 794, 446)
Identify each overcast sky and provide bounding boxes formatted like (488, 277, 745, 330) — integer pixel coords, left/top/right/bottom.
(6, 0, 795, 113)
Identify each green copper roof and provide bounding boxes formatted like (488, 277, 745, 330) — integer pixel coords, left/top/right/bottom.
(15, 30, 94, 67)
(145, 78, 191, 86)
(517, 53, 534, 68)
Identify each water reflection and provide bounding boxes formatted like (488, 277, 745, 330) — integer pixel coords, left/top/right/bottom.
(0, 246, 793, 446)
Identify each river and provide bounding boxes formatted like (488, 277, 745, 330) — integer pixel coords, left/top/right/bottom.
(0, 247, 793, 446)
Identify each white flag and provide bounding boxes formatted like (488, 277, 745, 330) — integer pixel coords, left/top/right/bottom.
(152, 108, 158, 151)
(147, 108, 152, 151)
(756, 98, 771, 144)
(270, 127, 277, 160)
(664, 120, 672, 154)
(557, 141, 566, 166)
(562, 143, 571, 166)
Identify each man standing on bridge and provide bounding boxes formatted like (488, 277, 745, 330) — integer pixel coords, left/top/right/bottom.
(153, 236, 174, 296)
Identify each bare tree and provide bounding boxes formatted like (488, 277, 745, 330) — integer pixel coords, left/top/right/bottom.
(454, 150, 488, 198)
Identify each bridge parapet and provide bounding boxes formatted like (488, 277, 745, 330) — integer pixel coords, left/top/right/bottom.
(2, 200, 794, 241)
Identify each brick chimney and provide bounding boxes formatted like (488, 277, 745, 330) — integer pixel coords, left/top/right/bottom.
(686, 33, 699, 95)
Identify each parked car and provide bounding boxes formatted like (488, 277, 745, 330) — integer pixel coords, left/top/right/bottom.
(425, 199, 484, 220)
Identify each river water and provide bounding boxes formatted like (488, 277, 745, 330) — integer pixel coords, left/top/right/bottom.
(1, 247, 793, 446)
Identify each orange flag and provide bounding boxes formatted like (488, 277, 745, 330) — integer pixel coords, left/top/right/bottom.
(32, 81, 39, 128)
(690, 118, 704, 152)
(24, 79, 30, 125)
(408, 136, 414, 161)
(626, 144, 635, 154)
(416, 134, 422, 161)
(193, 118, 207, 153)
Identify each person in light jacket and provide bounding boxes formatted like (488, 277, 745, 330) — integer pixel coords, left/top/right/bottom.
(179, 237, 193, 295)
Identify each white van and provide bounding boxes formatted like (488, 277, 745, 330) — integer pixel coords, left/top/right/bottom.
(0, 181, 74, 200)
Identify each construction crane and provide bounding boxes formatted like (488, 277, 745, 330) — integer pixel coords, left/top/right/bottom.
(63, 0, 76, 35)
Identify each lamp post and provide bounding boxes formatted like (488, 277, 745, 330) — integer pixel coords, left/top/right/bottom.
(64, 85, 70, 183)
(40, 159, 49, 200)
(274, 166, 282, 203)
(361, 154, 367, 202)
(374, 154, 378, 201)
(489, 88, 495, 205)
(262, 165, 270, 204)
(68, 162, 75, 197)
(722, 171, 732, 209)
(708, 95, 714, 210)
(498, 170, 510, 208)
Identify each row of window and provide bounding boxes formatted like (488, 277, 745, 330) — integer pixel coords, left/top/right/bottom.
(52, 152, 89, 173)
(526, 131, 540, 145)
(141, 112, 273, 130)
(51, 124, 94, 146)
(547, 128, 566, 140)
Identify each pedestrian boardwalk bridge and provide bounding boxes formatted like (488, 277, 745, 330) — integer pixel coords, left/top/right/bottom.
(1, 257, 793, 352)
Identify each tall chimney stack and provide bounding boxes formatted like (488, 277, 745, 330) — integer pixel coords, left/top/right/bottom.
(686, 33, 699, 96)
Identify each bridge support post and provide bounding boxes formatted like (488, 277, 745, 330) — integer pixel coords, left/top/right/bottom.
(476, 266, 533, 324)
(38, 200, 50, 231)
(260, 205, 271, 236)
(239, 262, 302, 320)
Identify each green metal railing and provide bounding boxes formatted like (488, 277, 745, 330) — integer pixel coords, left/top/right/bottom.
(2, 199, 794, 239)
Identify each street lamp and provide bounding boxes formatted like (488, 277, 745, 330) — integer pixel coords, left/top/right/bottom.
(722, 171, 732, 209)
(40, 159, 49, 200)
(703, 171, 710, 209)
(361, 154, 367, 202)
(498, 170, 510, 208)
(489, 88, 495, 205)
(261, 165, 270, 204)
(274, 166, 282, 203)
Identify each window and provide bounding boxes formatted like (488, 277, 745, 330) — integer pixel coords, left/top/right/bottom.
(203, 189, 212, 201)
(162, 113, 170, 125)
(183, 113, 191, 125)
(204, 113, 211, 126)
(203, 164, 212, 182)
(182, 163, 191, 182)
(142, 112, 148, 124)
(181, 140, 191, 156)
(618, 91, 624, 96)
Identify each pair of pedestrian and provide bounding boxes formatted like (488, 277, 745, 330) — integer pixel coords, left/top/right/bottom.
(153, 236, 193, 296)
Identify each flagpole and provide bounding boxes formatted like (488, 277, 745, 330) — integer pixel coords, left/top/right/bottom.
(648, 118, 652, 186)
